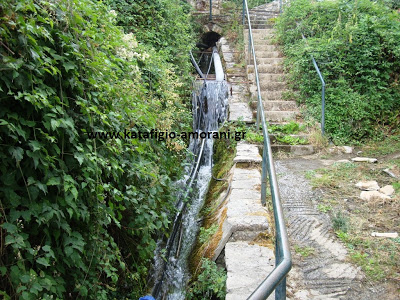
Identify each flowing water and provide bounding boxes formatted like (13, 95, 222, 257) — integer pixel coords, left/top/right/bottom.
(152, 80, 228, 299)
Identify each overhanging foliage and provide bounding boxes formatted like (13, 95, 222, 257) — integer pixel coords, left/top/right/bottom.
(0, 0, 194, 298)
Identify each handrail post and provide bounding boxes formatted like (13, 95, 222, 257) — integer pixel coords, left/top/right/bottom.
(275, 237, 285, 299)
(243, 0, 245, 25)
(209, 0, 212, 21)
(261, 144, 267, 206)
(311, 56, 326, 136)
(302, 33, 326, 136)
(321, 83, 325, 135)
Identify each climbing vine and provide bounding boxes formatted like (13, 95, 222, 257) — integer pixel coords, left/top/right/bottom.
(0, 0, 194, 298)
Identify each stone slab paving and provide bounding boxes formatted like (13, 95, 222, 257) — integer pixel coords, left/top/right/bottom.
(225, 242, 275, 300)
(233, 141, 262, 164)
(218, 37, 253, 123)
(211, 142, 275, 299)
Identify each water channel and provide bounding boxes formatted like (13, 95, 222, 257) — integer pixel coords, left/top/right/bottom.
(152, 77, 228, 299)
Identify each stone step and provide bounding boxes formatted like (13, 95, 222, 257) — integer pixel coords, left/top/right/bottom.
(257, 110, 298, 122)
(246, 24, 270, 30)
(249, 57, 284, 65)
(247, 64, 283, 74)
(247, 18, 273, 26)
(248, 73, 285, 82)
(249, 10, 279, 16)
(263, 100, 298, 111)
(245, 28, 275, 34)
(229, 102, 253, 123)
(245, 27, 275, 32)
(269, 133, 310, 144)
(245, 39, 276, 46)
(253, 50, 282, 58)
(258, 81, 286, 90)
(249, 86, 288, 100)
(271, 144, 314, 155)
(245, 35, 276, 43)
(246, 33, 276, 41)
(260, 90, 287, 100)
(233, 142, 263, 164)
(225, 242, 275, 300)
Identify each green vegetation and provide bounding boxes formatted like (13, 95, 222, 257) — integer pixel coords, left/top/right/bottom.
(294, 245, 315, 258)
(106, 0, 194, 81)
(317, 203, 332, 213)
(221, 1, 245, 62)
(199, 224, 219, 244)
(332, 211, 349, 233)
(189, 123, 239, 299)
(336, 231, 386, 280)
(0, 0, 194, 298)
(231, 0, 273, 9)
(276, 0, 400, 143)
(307, 139, 400, 283)
(236, 120, 309, 145)
(187, 258, 227, 300)
(269, 120, 305, 135)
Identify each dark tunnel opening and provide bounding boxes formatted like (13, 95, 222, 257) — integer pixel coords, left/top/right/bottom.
(198, 31, 221, 49)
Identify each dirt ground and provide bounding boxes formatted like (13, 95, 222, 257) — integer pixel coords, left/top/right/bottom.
(275, 147, 400, 299)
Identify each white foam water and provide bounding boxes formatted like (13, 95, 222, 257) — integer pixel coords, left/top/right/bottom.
(152, 80, 228, 299)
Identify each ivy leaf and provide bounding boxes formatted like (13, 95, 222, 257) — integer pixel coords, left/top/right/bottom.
(20, 274, 31, 283)
(30, 49, 40, 60)
(1, 223, 18, 234)
(0, 266, 6, 276)
(42, 245, 51, 252)
(36, 257, 50, 267)
(63, 61, 75, 72)
(29, 140, 42, 152)
(9, 146, 24, 163)
(47, 177, 61, 186)
(73, 153, 84, 165)
(50, 119, 60, 130)
(0, 119, 9, 126)
(36, 182, 48, 194)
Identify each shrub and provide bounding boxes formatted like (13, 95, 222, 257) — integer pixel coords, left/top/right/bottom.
(187, 258, 226, 300)
(276, 0, 400, 143)
(0, 0, 193, 298)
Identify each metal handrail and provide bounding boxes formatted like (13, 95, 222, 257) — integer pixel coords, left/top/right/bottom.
(209, 0, 212, 20)
(301, 33, 326, 135)
(242, 1, 292, 299)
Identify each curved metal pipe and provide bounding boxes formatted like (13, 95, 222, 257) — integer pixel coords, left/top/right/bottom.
(190, 50, 205, 79)
(212, 46, 224, 81)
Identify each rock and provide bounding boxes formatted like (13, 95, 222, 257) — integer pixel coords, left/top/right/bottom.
(355, 180, 380, 191)
(383, 168, 398, 178)
(351, 157, 378, 163)
(327, 146, 353, 154)
(336, 159, 351, 164)
(371, 232, 398, 238)
(341, 146, 353, 154)
(360, 191, 390, 201)
(379, 185, 395, 196)
(327, 147, 337, 154)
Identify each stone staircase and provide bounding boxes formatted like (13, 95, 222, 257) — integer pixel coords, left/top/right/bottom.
(244, 1, 314, 155)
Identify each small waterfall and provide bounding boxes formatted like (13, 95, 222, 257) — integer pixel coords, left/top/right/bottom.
(152, 79, 228, 300)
